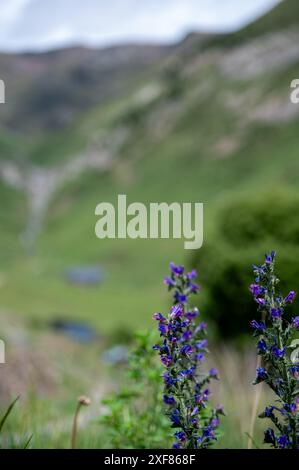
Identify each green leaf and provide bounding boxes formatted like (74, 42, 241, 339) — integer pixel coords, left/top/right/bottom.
(0, 396, 20, 433)
(288, 339, 299, 349)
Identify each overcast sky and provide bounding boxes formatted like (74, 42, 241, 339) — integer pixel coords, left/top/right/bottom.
(0, 0, 281, 52)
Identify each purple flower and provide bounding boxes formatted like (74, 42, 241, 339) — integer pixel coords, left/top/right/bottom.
(250, 319, 266, 332)
(209, 368, 219, 379)
(196, 339, 208, 350)
(174, 431, 186, 442)
(292, 316, 299, 329)
(256, 367, 267, 381)
(271, 346, 285, 359)
(283, 403, 296, 413)
(161, 355, 173, 366)
(163, 395, 176, 406)
(211, 418, 220, 428)
(185, 309, 199, 320)
(180, 344, 193, 356)
(158, 323, 167, 335)
(264, 428, 276, 445)
(257, 339, 267, 354)
(164, 276, 176, 287)
(187, 269, 197, 280)
(170, 262, 184, 275)
(265, 251, 276, 264)
(255, 297, 266, 306)
(174, 292, 188, 303)
(155, 261, 221, 449)
(250, 284, 265, 297)
(264, 406, 275, 418)
(189, 283, 199, 293)
(285, 291, 296, 304)
(196, 352, 204, 363)
(179, 366, 195, 378)
(270, 308, 282, 320)
(182, 330, 193, 341)
(153, 312, 166, 322)
(289, 365, 299, 377)
(170, 304, 184, 319)
(172, 442, 181, 449)
(277, 435, 289, 448)
(170, 409, 181, 426)
(203, 425, 215, 440)
(196, 322, 207, 332)
(163, 372, 176, 387)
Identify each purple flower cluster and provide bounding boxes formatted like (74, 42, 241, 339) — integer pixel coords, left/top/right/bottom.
(250, 252, 299, 449)
(154, 262, 223, 449)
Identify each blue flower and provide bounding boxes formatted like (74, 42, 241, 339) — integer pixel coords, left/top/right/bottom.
(264, 406, 275, 418)
(153, 312, 166, 322)
(154, 261, 221, 449)
(163, 372, 176, 388)
(264, 428, 276, 445)
(289, 365, 299, 377)
(211, 418, 220, 428)
(277, 435, 289, 448)
(270, 308, 282, 320)
(255, 297, 266, 306)
(158, 323, 167, 336)
(196, 339, 208, 349)
(163, 395, 176, 406)
(174, 292, 188, 303)
(209, 368, 219, 379)
(196, 352, 204, 363)
(187, 269, 197, 280)
(185, 309, 199, 320)
(180, 344, 193, 356)
(271, 346, 285, 359)
(256, 367, 267, 381)
(170, 262, 184, 275)
(189, 283, 199, 293)
(170, 409, 181, 426)
(161, 355, 173, 366)
(250, 284, 265, 297)
(164, 276, 176, 287)
(174, 431, 186, 442)
(196, 322, 207, 332)
(265, 251, 276, 264)
(257, 339, 267, 354)
(172, 442, 181, 449)
(250, 319, 266, 332)
(285, 291, 296, 304)
(292, 316, 299, 329)
(170, 304, 184, 319)
(203, 425, 215, 440)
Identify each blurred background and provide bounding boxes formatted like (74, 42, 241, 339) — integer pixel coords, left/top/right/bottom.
(0, 0, 299, 448)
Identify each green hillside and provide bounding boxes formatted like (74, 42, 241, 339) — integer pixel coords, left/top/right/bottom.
(1, 0, 299, 335)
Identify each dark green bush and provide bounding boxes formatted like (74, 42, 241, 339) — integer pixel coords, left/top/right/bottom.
(193, 189, 299, 338)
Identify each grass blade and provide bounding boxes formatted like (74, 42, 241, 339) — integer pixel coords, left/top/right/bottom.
(0, 396, 20, 433)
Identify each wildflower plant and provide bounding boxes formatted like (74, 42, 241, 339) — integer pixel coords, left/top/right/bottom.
(153, 262, 223, 449)
(250, 251, 299, 449)
(100, 331, 170, 448)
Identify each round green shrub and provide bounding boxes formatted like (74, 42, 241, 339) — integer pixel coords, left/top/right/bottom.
(193, 189, 299, 338)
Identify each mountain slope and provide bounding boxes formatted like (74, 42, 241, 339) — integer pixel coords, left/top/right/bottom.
(1, 0, 299, 333)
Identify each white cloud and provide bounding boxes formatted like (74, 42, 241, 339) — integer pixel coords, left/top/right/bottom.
(0, 0, 281, 52)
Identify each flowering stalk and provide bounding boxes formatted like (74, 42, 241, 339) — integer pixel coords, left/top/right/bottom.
(250, 251, 299, 449)
(71, 395, 91, 449)
(153, 262, 224, 449)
